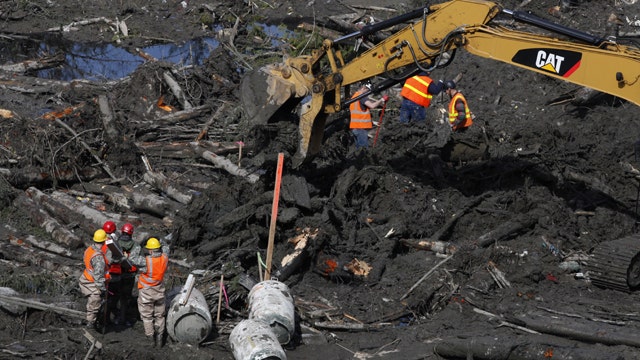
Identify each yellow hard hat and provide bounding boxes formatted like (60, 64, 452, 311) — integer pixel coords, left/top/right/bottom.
(93, 229, 107, 243)
(145, 237, 161, 249)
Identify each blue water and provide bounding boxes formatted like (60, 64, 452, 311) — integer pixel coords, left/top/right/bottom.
(0, 22, 291, 81)
(36, 37, 220, 81)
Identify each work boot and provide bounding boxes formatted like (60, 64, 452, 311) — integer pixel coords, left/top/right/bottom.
(157, 332, 165, 348)
(147, 335, 156, 348)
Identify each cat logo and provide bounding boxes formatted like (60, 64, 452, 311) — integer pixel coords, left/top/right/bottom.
(512, 48, 582, 78)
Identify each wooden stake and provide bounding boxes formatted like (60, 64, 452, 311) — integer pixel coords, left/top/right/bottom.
(265, 153, 284, 280)
(257, 252, 263, 282)
(216, 275, 224, 324)
(237, 141, 244, 167)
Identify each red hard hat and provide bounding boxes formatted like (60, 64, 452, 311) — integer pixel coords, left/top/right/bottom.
(121, 223, 134, 235)
(103, 221, 116, 234)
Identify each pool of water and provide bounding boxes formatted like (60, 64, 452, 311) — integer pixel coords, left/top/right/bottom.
(0, 34, 219, 81)
(0, 22, 293, 82)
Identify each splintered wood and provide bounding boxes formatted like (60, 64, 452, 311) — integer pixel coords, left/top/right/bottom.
(487, 261, 511, 288)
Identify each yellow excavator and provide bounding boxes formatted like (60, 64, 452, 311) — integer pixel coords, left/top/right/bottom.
(240, 0, 640, 167)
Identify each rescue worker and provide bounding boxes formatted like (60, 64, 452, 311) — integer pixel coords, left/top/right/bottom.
(444, 80, 473, 132)
(399, 72, 444, 123)
(114, 223, 140, 326)
(130, 237, 170, 347)
(79, 229, 111, 329)
(349, 82, 388, 149)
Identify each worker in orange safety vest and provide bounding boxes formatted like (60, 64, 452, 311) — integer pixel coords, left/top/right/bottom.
(349, 82, 388, 149)
(79, 229, 111, 329)
(399, 72, 444, 124)
(444, 80, 473, 132)
(130, 237, 170, 347)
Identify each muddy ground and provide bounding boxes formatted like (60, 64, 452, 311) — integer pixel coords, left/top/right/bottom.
(1, 0, 640, 359)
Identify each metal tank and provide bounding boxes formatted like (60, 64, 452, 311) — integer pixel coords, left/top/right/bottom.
(166, 281, 212, 345)
(248, 280, 295, 344)
(229, 319, 287, 360)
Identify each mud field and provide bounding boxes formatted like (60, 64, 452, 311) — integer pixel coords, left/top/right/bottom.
(1, 0, 640, 359)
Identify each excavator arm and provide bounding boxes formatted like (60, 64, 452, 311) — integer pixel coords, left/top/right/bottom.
(240, 0, 640, 167)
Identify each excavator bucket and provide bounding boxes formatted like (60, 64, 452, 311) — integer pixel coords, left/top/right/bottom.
(240, 58, 325, 166)
(240, 66, 302, 125)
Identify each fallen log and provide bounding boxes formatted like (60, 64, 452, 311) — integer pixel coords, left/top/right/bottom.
(432, 334, 616, 360)
(0, 54, 65, 74)
(351, 5, 397, 12)
(12, 194, 84, 250)
(49, 190, 135, 225)
(0, 73, 81, 94)
(477, 213, 538, 248)
(191, 142, 260, 183)
(273, 228, 318, 282)
(149, 104, 210, 125)
(0, 293, 85, 320)
(0, 241, 80, 276)
(214, 192, 272, 229)
(514, 309, 640, 348)
(399, 239, 456, 255)
(143, 170, 193, 205)
(82, 329, 103, 360)
(74, 182, 181, 218)
(486, 261, 511, 288)
(46, 16, 116, 32)
(137, 141, 196, 159)
(163, 71, 193, 110)
(98, 94, 119, 142)
(310, 320, 390, 331)
(197, 227, 268, 255)
(137, 140, 244, 159)
(564, 169, 614, 196)
(26, 187, 147, 241)
(296, 22, 344, 40)
(326, 14, 390, 44)
(4, 224, 75, 259)
(429, 194, 490, 242)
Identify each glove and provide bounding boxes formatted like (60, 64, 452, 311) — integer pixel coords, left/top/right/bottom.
(382, 95, 389, 102)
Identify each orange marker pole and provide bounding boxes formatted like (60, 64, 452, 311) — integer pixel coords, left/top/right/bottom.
(265, 153, 284, 280)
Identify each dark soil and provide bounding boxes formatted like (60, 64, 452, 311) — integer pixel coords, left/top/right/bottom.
(1, 0, 640, 359)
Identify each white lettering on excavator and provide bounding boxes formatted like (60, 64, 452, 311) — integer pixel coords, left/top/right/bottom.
(535, 50, 565, 73)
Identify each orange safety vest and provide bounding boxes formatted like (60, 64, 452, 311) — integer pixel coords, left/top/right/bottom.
(138, 254, 168, 289)
(349, 90, 372, 129)
(102, 243, 121, 275)
(400, 75, 433, 107)
(448, 92, 472, 131)
(83, 246, 110, 282)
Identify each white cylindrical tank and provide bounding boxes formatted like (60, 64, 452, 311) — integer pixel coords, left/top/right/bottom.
(229, 319, 286, 360)
(166, 286, 212, 345)
(248, 280, 295, 345)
